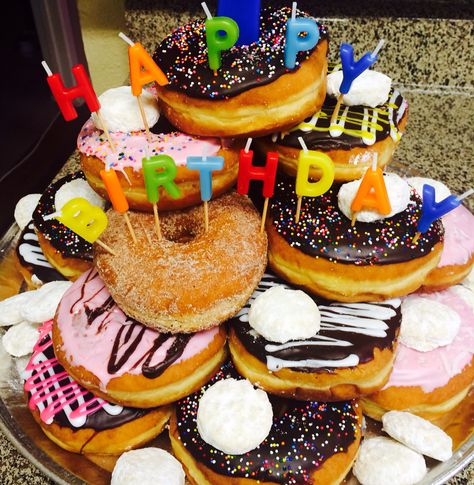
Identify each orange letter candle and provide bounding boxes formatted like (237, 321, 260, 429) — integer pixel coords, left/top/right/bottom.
(350, 166, 391, 215)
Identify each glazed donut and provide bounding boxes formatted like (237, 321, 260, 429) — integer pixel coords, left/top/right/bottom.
(79, 110, 240, 212)
(229, 272, 402, 401)
(361, 287, 474, 422)
(32, 172, 94, 280)
(267, 176, 444, 302)
(257, 65, 408, 182)
(95, 192, 267, 333)
(24, 320, 171, 454)
(170, 361, 362, 485)
(15, 220, 67, 288)
(53, 269, 227, 408)
(153, 7, 328, 137)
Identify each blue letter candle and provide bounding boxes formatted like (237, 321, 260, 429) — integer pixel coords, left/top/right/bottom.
(339, 43, 378, 94)
(217, 0, 261, 46)
(284, 16, 320, 70)
(187, 156, 225, 201)
(417, 184, 461, 233)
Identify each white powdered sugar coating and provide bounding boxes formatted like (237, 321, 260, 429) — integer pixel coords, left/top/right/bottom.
(248, 285, 320, 343)
(111, 448, 185, 485)
(338, 173, 411, 223)
(14, 194, 41, 230)
(21, 281, 72, 323)
(382, 411, 452, 462)
(2, 322, 39, 357)
(327, 70, 392, 108)
(197, 378, 273, 455)
(400, 295, 461, 352)
(92, 86, 159, 133)
(54, 179, 105, 212)
(353, 437, 426, 485)
(407, 177, 451, 202)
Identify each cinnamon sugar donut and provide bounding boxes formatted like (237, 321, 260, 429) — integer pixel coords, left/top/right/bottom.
(95, 192, 267, 333)
(79, 116, 240, 212)
(24, 320, 171, 454)
(267, 176, 444, 302)
(53, 269, 227, 408)
(153, 7, 328, 137)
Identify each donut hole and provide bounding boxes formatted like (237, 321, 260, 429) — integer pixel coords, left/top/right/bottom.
(162, 214, 203, 243)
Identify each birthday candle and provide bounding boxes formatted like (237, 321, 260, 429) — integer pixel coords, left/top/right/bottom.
(142, 155, 181, 203)
(100, 169, 129, 213)
(417, 184, 461, 233)
(217, 0, 261, 46)
(295, 151, 334, 198)
(351, 166, 391, 215)
(237, 149, 278, 199)
(187, 156, 224, 202)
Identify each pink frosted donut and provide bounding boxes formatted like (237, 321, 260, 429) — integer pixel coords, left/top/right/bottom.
(362, 286, 474, 420)
(52, 269, 227, 407)
(423, 205, 474, 290)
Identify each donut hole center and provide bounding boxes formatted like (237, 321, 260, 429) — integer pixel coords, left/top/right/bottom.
(163, 216, 202, 243)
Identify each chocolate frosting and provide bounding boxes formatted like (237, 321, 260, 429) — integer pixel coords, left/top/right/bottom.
(231, 273, 401, 372)
(32, 172, 93, 261)
(26, 331, 150, 431)
(175, 361, 360, 483)
(270, 176, 444, 265)
(16, 221, 67, 284)
(153, 7, 328, 100)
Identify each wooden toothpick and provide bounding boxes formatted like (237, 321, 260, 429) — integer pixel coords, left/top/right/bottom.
(95, 239, 117, 256)
(123, 211, 138, 244)
(95, 110, 116, 153)
(152, 203, 162, 240)
(295, 137, 308, 223)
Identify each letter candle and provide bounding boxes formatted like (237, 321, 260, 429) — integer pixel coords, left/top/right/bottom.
(187, 154, 224, 232)
(284, 2, 320, 70)
(118, 32, 168, 141)
(412, 186, 474, 244)
(142, 155, 181, 240)
(217, 0, 260, 46)
(330, 39, 385, 128)
(100, 168, 137, 244)
(350, 154, 391, 226)
(237, 138, 279, 233)
(202, 2, 239, 72)
(55, 198, 116, 256)
(41, 61, 116, 153)
(295, 137, 335, 223)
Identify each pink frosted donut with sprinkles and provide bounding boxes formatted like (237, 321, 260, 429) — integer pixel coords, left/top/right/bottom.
(22, 320, 171, 455)
(78, 86, 241, 212)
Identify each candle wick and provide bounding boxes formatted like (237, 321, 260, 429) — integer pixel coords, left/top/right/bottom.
(118, 32, 135, 46)
(201, 2, 213, 20)
(291, 1, 297, 20)
(41, 60, 53, 77)
(458, 188, 474, 201)
(244, 137, 253, 153)
(298, 136, 308, 153)
(371, 39, 386, 58)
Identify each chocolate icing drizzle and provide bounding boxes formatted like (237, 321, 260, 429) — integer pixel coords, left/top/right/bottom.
(32, 172, 93, 261)
(23, 328, 149, 431)
(271, 175, 444, 265)
(231, 273, 401, 372)
(153, 7, 328, 100)
(176, 361, 360, 484)
(16, 221, 67, 284)
(69, 270, 192, 380)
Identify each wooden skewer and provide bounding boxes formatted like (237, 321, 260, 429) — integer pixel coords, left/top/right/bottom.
(95, 110, 116, 153)
(330, 93, 344, 128)
(412, 231, 421, 244)
(95, 239, 117, 256)
(351, 213, 357, 227)
(203, 201, 209, 232)
(136, 94, 152, 142)
(153, 203, 162, 240)
(295, 196, 303, 224)
(260, 198, 270, 233)
(139, 219, 152, 244)
(123, 212, 138, 244)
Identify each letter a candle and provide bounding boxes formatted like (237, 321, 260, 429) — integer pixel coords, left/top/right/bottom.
(142, 155, 181, 240)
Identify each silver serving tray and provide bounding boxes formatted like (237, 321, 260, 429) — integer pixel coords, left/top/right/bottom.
(0, 161, 473, 484)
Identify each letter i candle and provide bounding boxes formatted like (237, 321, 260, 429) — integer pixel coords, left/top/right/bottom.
(41, 61, 116, 153)
(237, 138, 279, 233)
(142, 155, 181, 240)
(187, 154, 224, 232)
(99, 168, 137, 244)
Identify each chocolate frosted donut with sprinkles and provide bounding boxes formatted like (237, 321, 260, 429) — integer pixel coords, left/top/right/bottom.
(32, 172, 94, 280)
(169, 361, 362, 485)
(267, 176, 444, 302)
(229, 272, 402, 401)
(153, 7, 329, 137)
(23, 320, 171, 455)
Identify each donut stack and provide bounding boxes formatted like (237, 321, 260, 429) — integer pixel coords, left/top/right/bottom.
(5, 4, 474, 485)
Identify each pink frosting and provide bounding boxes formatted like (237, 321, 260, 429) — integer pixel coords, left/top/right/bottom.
(77, 118, 222, 173)
(438, 205, 474, 267)
(56, 269, 219, 389)
(384, 287, 474, 393)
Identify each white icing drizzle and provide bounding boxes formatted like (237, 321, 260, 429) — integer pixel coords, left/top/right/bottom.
(237, 274, 401, 371)
(18, 223, 53, 269)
